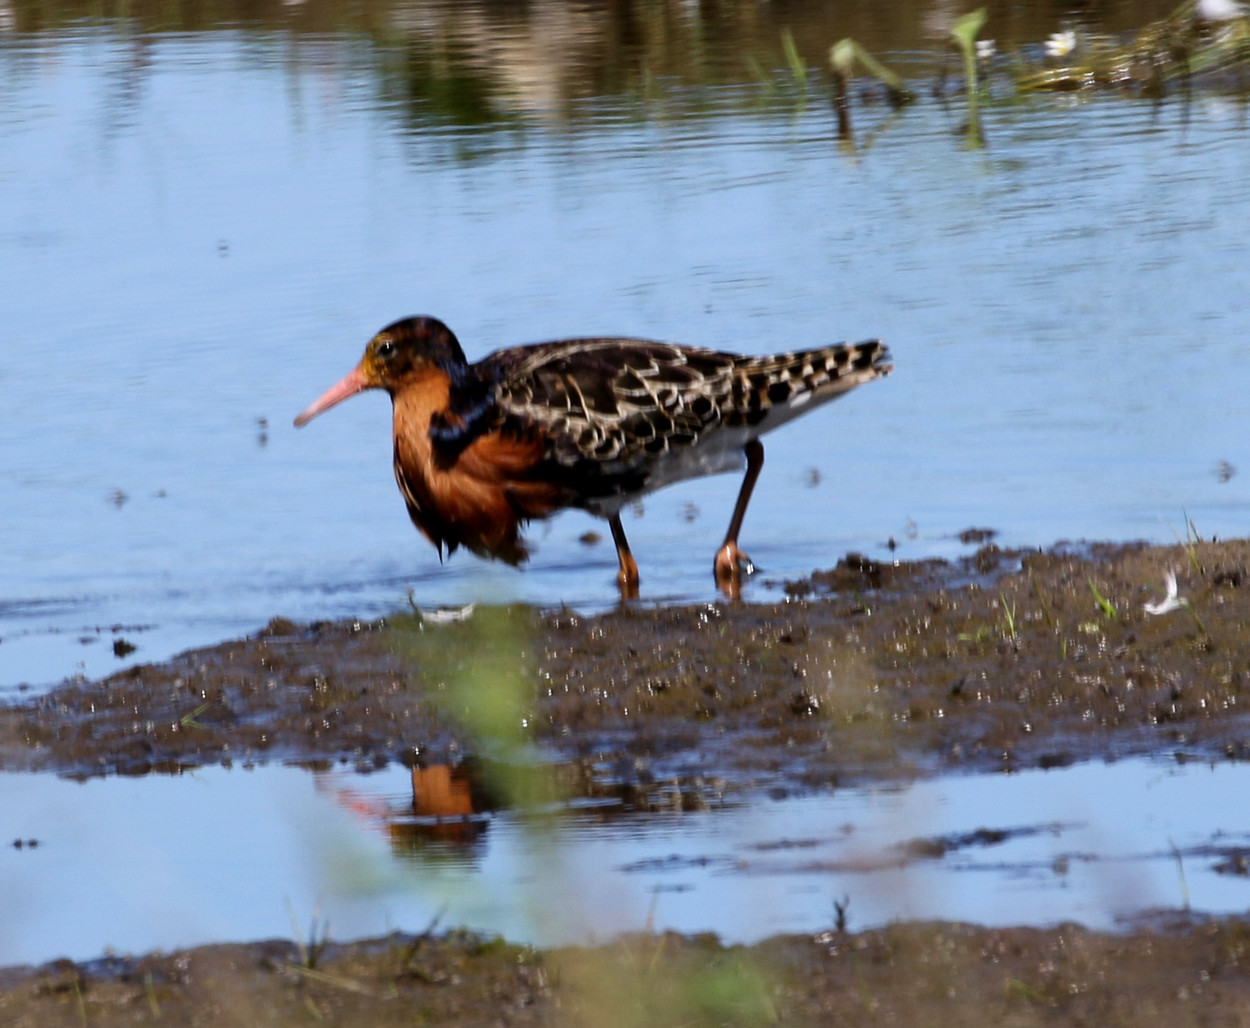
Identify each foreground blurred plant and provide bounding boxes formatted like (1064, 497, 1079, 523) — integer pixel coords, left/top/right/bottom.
(398, 605, 552, 810)
(391, 604, 782, 1026)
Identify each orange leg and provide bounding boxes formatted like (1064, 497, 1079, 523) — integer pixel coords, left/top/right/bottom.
(609, 513, 640, 599)
(714, 439, 763, 597)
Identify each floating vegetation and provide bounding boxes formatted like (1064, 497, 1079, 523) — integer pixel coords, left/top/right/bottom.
(948, 7, 987, 147)
(827, 1, 1249, 151)
(1005, 1, 1250, 95)
(827, 38, 913, 143)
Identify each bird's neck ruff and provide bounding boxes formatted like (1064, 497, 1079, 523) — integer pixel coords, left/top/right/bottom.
(427, 362, 497, 449)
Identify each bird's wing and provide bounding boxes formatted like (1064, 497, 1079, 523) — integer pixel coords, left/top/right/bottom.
(480, 338, 738, 474)
(470, 336, 890, 504)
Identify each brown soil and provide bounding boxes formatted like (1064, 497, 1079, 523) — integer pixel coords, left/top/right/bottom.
(3, 918, 1250, 1027)
(3, 536, 1250, 1025)
(5, 537, 1248, 790)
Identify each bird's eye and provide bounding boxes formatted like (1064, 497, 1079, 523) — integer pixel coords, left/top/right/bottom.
(376, 339, 396, 360)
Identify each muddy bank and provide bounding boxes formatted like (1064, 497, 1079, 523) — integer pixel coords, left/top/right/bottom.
(2, 537, 1248, 795)
(4, 915, 1250, 1027)
(5, 537, 1250, 1024)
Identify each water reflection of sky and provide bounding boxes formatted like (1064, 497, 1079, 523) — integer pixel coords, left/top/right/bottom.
(3, 757, 1249, 967)
(1, 16, 1248, 694)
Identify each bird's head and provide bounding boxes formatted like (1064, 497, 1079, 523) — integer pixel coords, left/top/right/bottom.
(294, 316, 468, 427)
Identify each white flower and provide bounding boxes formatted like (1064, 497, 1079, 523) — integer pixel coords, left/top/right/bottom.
(976, 40, 997, 60)
(1045, 30, 1077, 58)
(1143, 570, 1185, 616)
(1196, 0, 1245, 22)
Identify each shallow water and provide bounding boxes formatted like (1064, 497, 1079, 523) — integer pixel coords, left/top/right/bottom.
(3, 3, 1249, 691)
(3, 756, 1248, 967)
(3, 0, 1250, 976)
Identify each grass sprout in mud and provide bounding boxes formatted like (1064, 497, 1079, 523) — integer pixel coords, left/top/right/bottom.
(389, 607, 544, 808)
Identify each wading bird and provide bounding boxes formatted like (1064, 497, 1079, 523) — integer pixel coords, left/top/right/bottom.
(295, 316, 891, 598)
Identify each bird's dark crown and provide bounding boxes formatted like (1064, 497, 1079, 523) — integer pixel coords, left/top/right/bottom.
(360, 316, 470, 390)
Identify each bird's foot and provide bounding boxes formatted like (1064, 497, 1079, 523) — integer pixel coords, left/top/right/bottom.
(617, 570, 640, 601)
(616, 558, 640, 601)
(714, 542, 755, 599)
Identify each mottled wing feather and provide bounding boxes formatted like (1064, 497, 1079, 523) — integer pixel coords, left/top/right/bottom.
(473, 336, 891, 501)
(482, 339, 734, 471)
(724, 340, 892, 428)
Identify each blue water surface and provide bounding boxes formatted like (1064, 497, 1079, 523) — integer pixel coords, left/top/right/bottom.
(1, 28, 1247, 691)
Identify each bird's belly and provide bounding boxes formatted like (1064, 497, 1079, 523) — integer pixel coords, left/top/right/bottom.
(581, 428, 753, 518)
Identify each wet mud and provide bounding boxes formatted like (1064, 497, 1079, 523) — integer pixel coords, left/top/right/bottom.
(4, 917, 1250, 1027)
(4, 536, 1250, 1024)
(4, 537, 1249, 790)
